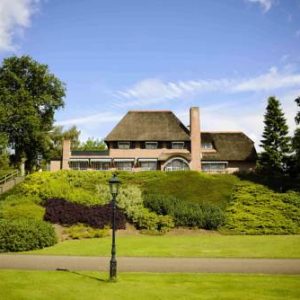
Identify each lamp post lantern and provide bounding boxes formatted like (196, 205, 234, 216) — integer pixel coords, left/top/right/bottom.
(108, 174, 121, 281)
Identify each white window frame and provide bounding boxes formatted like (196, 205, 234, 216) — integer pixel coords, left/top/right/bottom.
(145, 142, 158, 149)
(171, 142, 185, 149)
(201, 161, 228, 173)
(202, 142, 213, 149)
(140, 161, 157, 171)
(115, 161, 133, 171)
(118, 142, 130, 149)
(164, 157, 190, 171)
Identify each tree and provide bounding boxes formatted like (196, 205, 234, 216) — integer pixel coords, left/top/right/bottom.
(0, 56, 65, 171)
(292, 96, 300, 175)
(0, 133, 9, 170)
(48, 125, 81, 159)
(77, 137, 107, 151)
(258, 96, 291, 175)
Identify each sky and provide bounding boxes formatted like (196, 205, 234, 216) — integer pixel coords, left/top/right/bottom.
(0, 0, 299, 149)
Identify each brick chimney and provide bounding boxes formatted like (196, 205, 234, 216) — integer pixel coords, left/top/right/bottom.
(190, 107, 201, 171)
(62, 139, 71, 170)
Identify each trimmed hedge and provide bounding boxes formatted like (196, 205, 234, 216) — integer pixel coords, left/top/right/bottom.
(44, 198, 126, 229)
(0, 219, 57, 252)
(143, 194, 225, 230)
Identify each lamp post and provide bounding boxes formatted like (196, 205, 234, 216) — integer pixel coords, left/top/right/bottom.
(108, 174, 121, 281)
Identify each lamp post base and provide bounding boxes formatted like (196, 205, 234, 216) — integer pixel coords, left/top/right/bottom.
(110, 259, 117, 281)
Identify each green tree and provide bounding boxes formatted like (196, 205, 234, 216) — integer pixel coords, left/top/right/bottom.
(48, 125, 81, 159)
(77, 137, 107, 151)
(0, 56, 65, 171)
(0, 133, 9, 170)
(292, 96, 300, 175)
(258, 96, 291, 175)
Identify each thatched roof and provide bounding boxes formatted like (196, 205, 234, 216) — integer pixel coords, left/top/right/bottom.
(71, 150, 109, 156)
(201, 132, 257, 162)
(105, 111, 190, 141)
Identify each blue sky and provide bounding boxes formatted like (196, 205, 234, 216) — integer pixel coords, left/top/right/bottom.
(0, 0, 299, 149)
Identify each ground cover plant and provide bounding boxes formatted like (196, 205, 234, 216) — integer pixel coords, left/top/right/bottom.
(223, 182, 300, 234)
(0, 271, 299, 300)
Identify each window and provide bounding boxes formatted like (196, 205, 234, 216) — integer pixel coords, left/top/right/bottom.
(140, 161, 157, 170)
(90, 161, 110, 170)
(164, 158, 189, 171)
(202, 162, 227, 173)
(69, 161, 89, 170)
(115, 161, 133, 171)
(202, 142, 213, 149)
(171, 142, 184, 149)
(118, 142, 130, 149)
(145, 142, 158, 149)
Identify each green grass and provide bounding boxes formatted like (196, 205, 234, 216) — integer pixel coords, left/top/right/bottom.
(0, 271, 299, 300)
(25, 234, 300, 258)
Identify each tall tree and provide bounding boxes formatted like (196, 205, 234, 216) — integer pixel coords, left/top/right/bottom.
(0, 56, 65, 171)
(77, 137, 107, 151)
(48, 125, 81, 159)
(258, 96, 291, 175)
(292, 96, 300, 175)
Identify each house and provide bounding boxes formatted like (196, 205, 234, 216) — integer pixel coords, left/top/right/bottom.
(50, 107, 257, 173)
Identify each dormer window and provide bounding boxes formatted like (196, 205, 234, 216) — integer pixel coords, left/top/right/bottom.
(145, 142, 158, 149)
(202, 142, 213, 149)
(171, 142, 184, 149)
(118, 142, 130, 149)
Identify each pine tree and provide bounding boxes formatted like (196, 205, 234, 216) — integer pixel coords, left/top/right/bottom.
(258, 96, 291, 175)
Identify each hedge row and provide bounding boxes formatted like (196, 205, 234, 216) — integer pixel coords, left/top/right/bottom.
(44, 198, 126, 229)
(143, 194, 225, 230)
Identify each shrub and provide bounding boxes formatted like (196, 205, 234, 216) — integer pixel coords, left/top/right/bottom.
(0, 219, 57, 252)
(95, 184, 175, 232)
(63, 224, 110, 239)
(44, 198, 126, 229)
(223, 183, 300, 234)
(143, 194, 224, 229)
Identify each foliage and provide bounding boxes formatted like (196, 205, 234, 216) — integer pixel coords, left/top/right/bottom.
(76, 137, 107, 151)
(223, 183, 300, 234)
(0, 132, 9, 169)
(63, 223, 110, 239)
(44, 198, 126, 229)
(0, 55, 65, 171)
(48, 125, 81, 159)
(20, 171, 106, 206)
(292, 96, 300, 176)
(0, 218, 57, 252)
(143, 194, 225, 229)
(258, 96, 291, 175)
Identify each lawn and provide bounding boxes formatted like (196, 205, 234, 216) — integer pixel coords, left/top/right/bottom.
(25, 234, 300, 258)
(0, 270, 299, 300)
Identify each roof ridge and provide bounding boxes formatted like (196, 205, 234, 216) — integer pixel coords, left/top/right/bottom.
(128, 110, 172, 112)
(202, 131, 244, 133)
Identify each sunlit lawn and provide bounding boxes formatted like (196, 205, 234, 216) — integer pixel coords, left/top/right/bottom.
(0, 271, 299, 300)
(24, 234, 300, 258)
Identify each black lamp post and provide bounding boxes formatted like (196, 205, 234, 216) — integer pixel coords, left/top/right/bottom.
(108, 174, 121, 281)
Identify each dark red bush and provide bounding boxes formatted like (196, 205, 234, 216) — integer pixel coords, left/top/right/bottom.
(44, 198, 126, 229)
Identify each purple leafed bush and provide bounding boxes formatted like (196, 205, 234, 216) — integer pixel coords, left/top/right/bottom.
(44, 198, 126, 229)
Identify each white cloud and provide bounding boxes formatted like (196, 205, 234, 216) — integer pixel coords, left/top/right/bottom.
(232, 67, 300, 92)
(115, 67, 300, 107)
(0, 0, 40, 52)
(55, 112, 122, 126)
(246, 0, 274, 12)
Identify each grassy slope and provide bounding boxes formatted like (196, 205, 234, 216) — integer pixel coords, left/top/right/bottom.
(25, 234, 300, 258)
(0, 271, 299, 300)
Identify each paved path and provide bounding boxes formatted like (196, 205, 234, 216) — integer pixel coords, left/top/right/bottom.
(1, 255, 300, 274)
